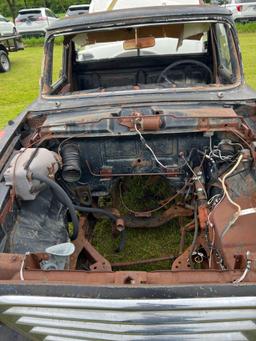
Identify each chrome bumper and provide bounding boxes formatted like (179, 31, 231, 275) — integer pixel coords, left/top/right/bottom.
(0, 295, 256, 340)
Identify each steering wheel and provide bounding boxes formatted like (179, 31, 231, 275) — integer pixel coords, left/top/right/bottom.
(157, 59, 214, 86)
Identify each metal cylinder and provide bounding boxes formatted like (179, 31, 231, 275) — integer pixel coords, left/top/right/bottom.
(61, 143, 81, 183)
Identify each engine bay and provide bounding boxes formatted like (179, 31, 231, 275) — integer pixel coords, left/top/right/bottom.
(0, 105, 256, 285)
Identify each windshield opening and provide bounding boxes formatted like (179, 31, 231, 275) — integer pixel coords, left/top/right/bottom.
(44, 20, 241, 96)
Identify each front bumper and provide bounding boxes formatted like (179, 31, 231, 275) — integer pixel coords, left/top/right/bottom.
(0, 284, 256, 340)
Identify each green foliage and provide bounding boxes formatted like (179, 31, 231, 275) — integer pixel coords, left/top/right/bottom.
(0, 0, 91, 18)
(236, 22, 256, 33)
(22, 35, 63, 47)
(22, 36, 45, 47)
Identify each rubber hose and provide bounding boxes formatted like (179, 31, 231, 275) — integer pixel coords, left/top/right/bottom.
(116, 230, 126, 253)
(32, 175, 120, 240)
(189, 201, 199, 268)
(61, 143, 81, 183)
(32, 173, 79, 240)
(74, 205, 118, 222)
(74, 205, 124, 252)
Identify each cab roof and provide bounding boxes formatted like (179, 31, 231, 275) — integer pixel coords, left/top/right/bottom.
(47, 5, 232, 34)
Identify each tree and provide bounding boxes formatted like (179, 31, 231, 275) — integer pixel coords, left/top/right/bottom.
(43, 1, 50, 7)
(57, 0, 66, 13)
(5, 0, 17, 22)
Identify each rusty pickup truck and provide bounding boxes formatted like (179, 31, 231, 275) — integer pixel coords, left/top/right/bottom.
(0, 4, 256, 340)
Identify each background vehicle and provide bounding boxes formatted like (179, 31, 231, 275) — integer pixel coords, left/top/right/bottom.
(89, 0, 203, 12)
(0, 14, 16, 36)
(210, 0, 223, 4)
(0, 34, 23, 72)
(15, 8, 58, 36)
(221, 0, 256, 22)
(66, 4, 90, 16)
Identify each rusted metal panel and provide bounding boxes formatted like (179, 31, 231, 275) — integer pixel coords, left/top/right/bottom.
(119, 112, 161, 131)
(70, 217, 112, 271)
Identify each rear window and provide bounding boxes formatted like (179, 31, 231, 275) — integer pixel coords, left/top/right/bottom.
(17, 10, 42, 21)
(75, 23, 209, 62)
(69, 6, 89, 11)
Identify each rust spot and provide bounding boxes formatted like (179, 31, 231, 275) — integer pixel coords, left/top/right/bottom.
(119, 112, 161, 131)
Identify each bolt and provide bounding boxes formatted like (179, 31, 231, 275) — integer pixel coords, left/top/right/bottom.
(11, 256, 17, 262)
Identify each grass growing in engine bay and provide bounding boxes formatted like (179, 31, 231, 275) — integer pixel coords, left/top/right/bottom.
(92, 177, 193, 271)
(92, 219, 184, 271)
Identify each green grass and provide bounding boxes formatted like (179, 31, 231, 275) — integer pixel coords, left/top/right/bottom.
(239, 33, 256, 89)
(91, 177, 193, 271)
(92, 219, 186, 271)
(0, 46, 63, 129)
(0, 46, 43, 127)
